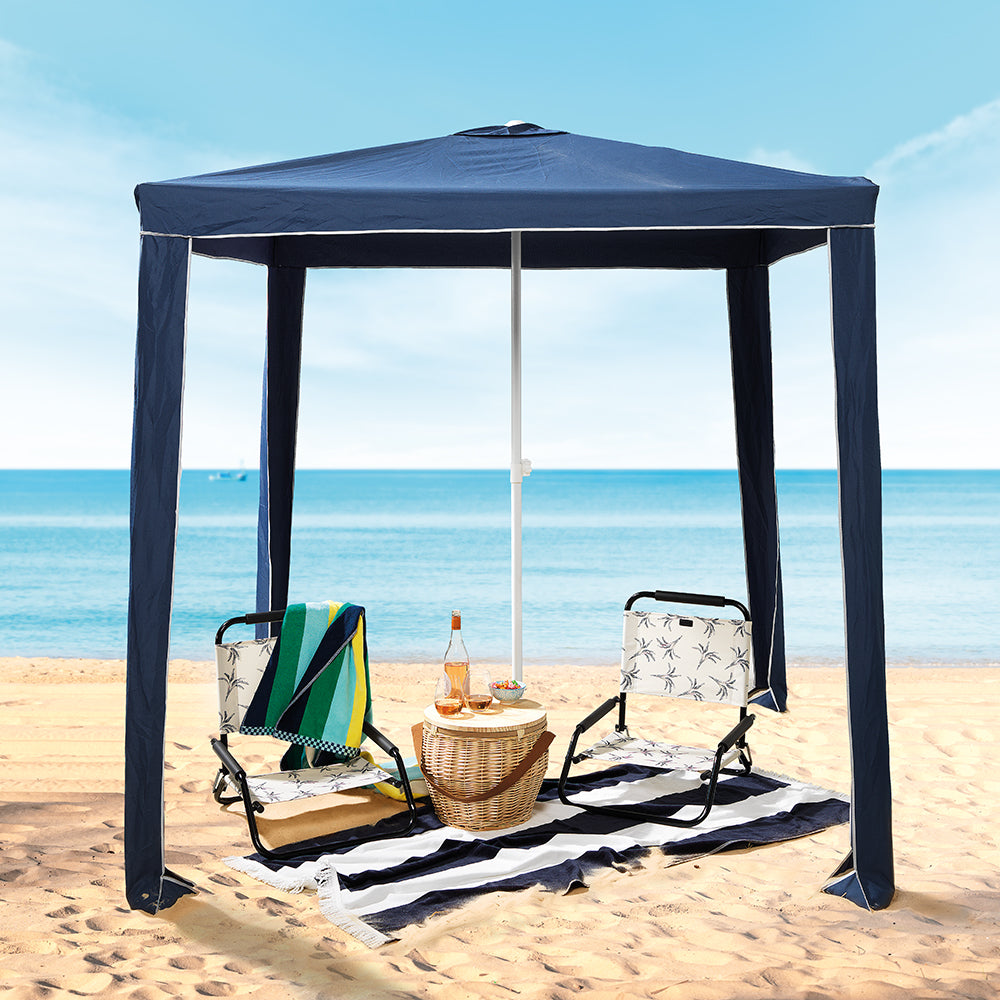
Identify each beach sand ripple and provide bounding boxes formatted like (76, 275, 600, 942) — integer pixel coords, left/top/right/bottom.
(0, 661, 998, 998)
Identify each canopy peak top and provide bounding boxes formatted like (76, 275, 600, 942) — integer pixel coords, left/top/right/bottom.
(454, 122, 567, 137)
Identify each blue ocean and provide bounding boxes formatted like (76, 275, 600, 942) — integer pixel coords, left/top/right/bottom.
(0, 469, 996, 666)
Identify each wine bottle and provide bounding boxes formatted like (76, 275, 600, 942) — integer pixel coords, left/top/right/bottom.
(435, 610, 470, 716)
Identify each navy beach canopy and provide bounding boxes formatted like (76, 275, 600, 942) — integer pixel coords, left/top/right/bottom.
(127, 123, 892, 913)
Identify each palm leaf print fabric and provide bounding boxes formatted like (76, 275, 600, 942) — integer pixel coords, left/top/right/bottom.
(216, 636, 277, 734)
(621, 611, 752, 707)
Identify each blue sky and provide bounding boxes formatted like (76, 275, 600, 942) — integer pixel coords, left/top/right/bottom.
(2, 1, 998, 469)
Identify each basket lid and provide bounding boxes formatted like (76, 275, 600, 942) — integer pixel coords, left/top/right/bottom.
(423, 701, 545, 734)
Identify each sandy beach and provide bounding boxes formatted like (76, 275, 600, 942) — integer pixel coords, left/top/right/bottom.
(1, 657, 998, 999)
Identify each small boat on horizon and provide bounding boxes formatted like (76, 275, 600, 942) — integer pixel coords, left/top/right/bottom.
(209, 470, 248, 482)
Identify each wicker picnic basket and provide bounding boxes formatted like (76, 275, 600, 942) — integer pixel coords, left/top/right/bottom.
(414, 706, 553, 832)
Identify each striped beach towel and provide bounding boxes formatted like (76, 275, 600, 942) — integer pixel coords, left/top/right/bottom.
(240, 602, 372, 766)
(228, 763, 849, 947)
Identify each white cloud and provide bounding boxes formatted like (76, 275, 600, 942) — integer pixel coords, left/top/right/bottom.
(748, 100, 1000, 471)
(288, 267, 736, 469)
(0, 62, 137, 463)
(871, 98, 1000, 181)
(745, 147, 820, 174)
(3, 32, 998, 472)
(0, 40, 266, 469)
(868, 97, 1000, 469)
(1, 44, 165, 466)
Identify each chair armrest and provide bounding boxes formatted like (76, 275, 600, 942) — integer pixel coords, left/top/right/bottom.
(575, 696, 621, 736)
(362, 720, 398, 757)
(717, 713, 755, 754)
(364, 721, 419, 816)
(211, 737, 246, 781)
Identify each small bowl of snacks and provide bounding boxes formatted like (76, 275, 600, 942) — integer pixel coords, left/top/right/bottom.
(490, 679, 527, 703)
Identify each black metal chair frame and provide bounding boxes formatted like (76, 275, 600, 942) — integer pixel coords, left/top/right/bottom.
(557, 589, 756, 828)
(211, 609, 420, 860)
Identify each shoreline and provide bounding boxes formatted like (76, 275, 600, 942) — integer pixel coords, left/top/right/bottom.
(2, 654, 999, 685)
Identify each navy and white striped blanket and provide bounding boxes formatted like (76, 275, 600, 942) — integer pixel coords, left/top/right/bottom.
(227, 764, 848, 947)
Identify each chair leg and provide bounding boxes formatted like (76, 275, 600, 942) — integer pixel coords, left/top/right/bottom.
(560, 764, 723, 828)
(212, 766, 244, 806)
(211, 735, 245, 805)
(729, 741, 753, 776)
(559, 729, 735, 830)
(557, 696, 622, 802)
(244, 777, 423, 862)
(210, 734, 424, 862)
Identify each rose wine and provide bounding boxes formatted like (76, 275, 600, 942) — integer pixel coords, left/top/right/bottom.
(466, 693, 492, 711)
(444, 660, 469, 696)
(434, 612, 472, 714)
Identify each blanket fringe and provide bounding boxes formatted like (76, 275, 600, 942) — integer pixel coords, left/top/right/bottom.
(224, 855, 314, 895)
(224, 855, 393, 948)
(315, 867, 395, 948)
(750, 767, 848, 804)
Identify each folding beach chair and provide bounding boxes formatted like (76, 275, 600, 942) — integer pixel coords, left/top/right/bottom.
(558, 590, 756, 827)
(211, 602, 418, 859)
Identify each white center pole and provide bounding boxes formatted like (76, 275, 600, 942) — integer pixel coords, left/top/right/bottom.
(510, 231, 523, 682)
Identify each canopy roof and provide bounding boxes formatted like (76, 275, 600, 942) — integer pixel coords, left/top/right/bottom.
(135, 122, 877, 269)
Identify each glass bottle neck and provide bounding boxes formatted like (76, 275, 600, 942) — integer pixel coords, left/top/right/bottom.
(447, 610, 467, 663)
(445, 636, 468, 659)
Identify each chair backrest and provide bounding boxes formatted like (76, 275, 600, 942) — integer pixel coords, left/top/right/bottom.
(620, 609, 752, 708)
(216, 636, 276, 733)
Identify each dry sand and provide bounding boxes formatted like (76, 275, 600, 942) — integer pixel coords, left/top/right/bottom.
(1, 657, 998, 999)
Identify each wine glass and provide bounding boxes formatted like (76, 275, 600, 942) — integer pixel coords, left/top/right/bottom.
(434, 672, 465, 716)
(466, 666, 494, 712)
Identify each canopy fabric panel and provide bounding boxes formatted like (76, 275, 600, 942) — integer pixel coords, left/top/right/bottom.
(126, 234, 196, 912)
(139, 125, 876, 242)
(822, 226, 894, 910)
(727, 265, 787, 711)
(126, 123, 891, 917)
(256, 266, 305, 631)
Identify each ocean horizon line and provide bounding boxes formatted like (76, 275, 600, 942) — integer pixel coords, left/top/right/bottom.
(3, 466, 999, 474)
